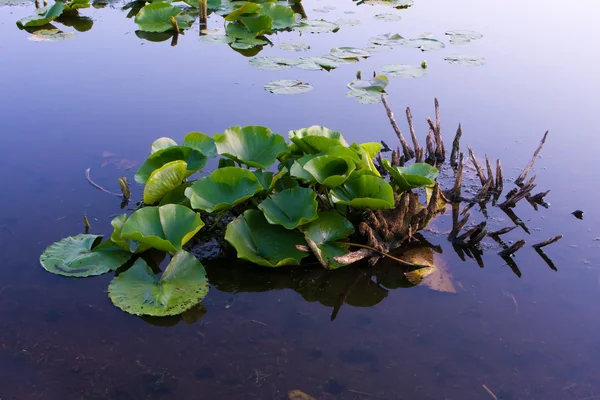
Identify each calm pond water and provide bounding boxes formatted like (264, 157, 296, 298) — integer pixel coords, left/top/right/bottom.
(2, 0, 600, 399)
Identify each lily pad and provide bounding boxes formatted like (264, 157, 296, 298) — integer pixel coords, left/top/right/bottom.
(293, 19, 339, 34)
(279, 42, 311, 52)
(402, 37, 446, 51)
(185, 167, 263, 213)
(331, 173, 395, 209)
(444, 54, 486, 66)
(300, 212, 354, 269)
(303, 155, 356, 188)
(259, 2, 294, 30)
(346, 75, 389, 104)
(253, 168, 288, 194)
(364, 0, 413, 8)
(108, 251, 209, 316)
(330, 47, 371, 60)
(143, 160, 187, 204)
(369, 33, 405, 46)
(28, 29, 76, 41)
(225, 209, 309, 267)
(199, 34, 235, 44)
(214, 126, 288, 169)
(381, 64, 427, 78)
(40, 234, 131, 277)
(183, 132, 217, 158)
(383, 160, 438, 191)
(445, 30, 483, 44)
(17, 2, 65, 28)
(135, 146, 207, 184)
(289, 154, 318, 184)
(249, 56, 296, 70)
(264, 80, 313, 95)
(258, 187, 318, 229)
(293, 58, 325, 71)
(289, 126, 348, 154)
(121, 204, 204, 253)
(335, 19, 360, 26)
(134, 3, 182, 33)
(374, 13, 402, 22)
(151, 137, 177, 154)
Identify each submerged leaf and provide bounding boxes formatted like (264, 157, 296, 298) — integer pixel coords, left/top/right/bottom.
(40, 234, 131, 277)
(108, 251, 209, 316)
(264, 80, 313, 95)
(258, 187, 318, 229)
(214, 126, 288, 169)
(301, 212, 354, 269)
(225, 209, 309, 267)
(28, 29, 76, 41)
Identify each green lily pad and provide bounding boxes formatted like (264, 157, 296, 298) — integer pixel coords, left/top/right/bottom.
(303, 155, 356, 188)
(308, 55, 343, 69)
(64, 0, 90, 11)
(225, 209, 309, 267)
(331, 173, 395, 209)
(279, 42, 311, 52)
(335, 18, 360, 26)
(374, 13, 402, 22)
(108, 251, 209, 316)
(381, 64, 427, 78)
(17, 2, 65, 28)
(444, 54, 486, 66)
(249, 56, 296, 70)
(352, 143, 381, 176)
(199, 34, 235, 44)
(40, 234, 131, 277)
(259, 2, 294, 30)
(293, 19, 339, 34)
(258, 187, 318, 229)
(264, 80, 313, 95)
(364, 0, 413, 8)
(383, 159, 438, 191)
(294, 58, 325, 71)
(288, 126, 348, 154)
(151, 137, 177, 154)
(183, 132, 217, 158)
(330, 47, 371, 60)
(158, 182, 192, 208)
(300, 212, 354, 269)
(121, 204, 204, 253)
(109, 214, 145, 253)
(214, 125, 288, 169)
(445, 30, 483, 44)
(185, 167, 262, 213)
(135, 146, 207, 184)
(253, 168, 288, 194)
(402, 37, 445, 51)
(323, 145, 361, 164)
(346, 75, 389, 104)
(224, 2, 260, 21)
(289, 154, 318, 184)
(134, 3, 182, 33)
(143, 160, 187, 204)
(369, 33, 405, 46)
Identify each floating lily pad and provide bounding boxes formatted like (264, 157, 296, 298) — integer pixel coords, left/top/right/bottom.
(369, 33, 405, 46)
(300, 212, 354, 269)
(253, 168, 288, 194)
(134, 3, 182, 33)
(225, 209, 309, 267)
(445, 30, 483, 44)
(381, 64, 427, 78)
(403, 247, 456, 293)
(444, 54, 486, 66)
(305, 55, 343, 70)
(135, 146, 207, 184)
(183, 132, 217, 158)
(303, 155, 356, 188)
(185, 167, 262, 213)
(289, 125, 348, 154)
(331, 173, 395, 209)
(346, 75, 389, 104)
(293, 58, 325, 71)
(214, 125, 288, 169)
(374, 13, 402, 22)
(335, 19, 360, 26)
(108, 251, 209, 316)
(258, 187, 318, 229)
(402, 37, 445, 51)
(364, 0, 413, 8)
(28, 29, 76, 41)
(249, 56, 296, 70)
(279, 42, 311, 52)
(264, 80, 313, 95)
(259, 2, 294, 30)
(289, 154, 318, 184)
(383, 160, 438, 191)
(143, 160, 187, 204)
(330, 47, 371, 60)
(17, 2, 65, 28)
(40, 234, 131, 277)
(121, 204, 204, 253)
(293, 19, 339, 34)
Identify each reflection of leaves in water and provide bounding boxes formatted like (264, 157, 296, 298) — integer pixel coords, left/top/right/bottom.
(28, 28, 76, 41)
(401, 247, 456, 293)
(279, 42, 311, 52)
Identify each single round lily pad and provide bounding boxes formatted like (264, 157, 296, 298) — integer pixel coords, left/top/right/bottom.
(264, 80, 313, 95)
(279, 42, 311, 52)
(445, 30, 483, 44)
(249, 56, 296, 71)
(381, 64, 427, 78)
(444, 54, 486, 66)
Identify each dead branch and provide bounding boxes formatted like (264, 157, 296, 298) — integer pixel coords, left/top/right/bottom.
(381, 94, 415, 160)
(450, 124, 462, 168)
(498, 240, 526, 257)
(532, 235, 563, 249)
(468, 147, 487, 186)
(405, 107, 422, 161)
(515, 131, 549, 185)
(489, 226, 517, 237)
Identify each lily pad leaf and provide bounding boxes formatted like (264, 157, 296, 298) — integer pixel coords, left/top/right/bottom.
(374, 13, 402, 22)
(288, 126, 348, 154)
(253, 168, 288, 194)
(185, 167, 263, 213)
(346, 75, 389, 104)
(259, 2, 294, 30)
(40, 234, 131, 277)
(289, 154, 318, 184)
(108, 251, 209, 316)
(331, 173, 395, 209)
(151, 137, 178, 154)
(225, 209, 309, 267)
(28, 29, 77, 41)
(445, 30, 483, 44)
(293, 58, 325, 71)
(330, 47, 371, 60)
(383, 159, 438, 191)
(158, 182, 192, 208)
(293, 19, 339, 34)
(249, 56, 296, 70)
(17, 2, 66, 28)
(335, 18, 360, 26)
(381, 64, 427, 78)
(279, 42, 310, 52)
(199, 34, 235, 44)
(183, 132, 217, 158)
(214, 125, 288, 169)
(303, 155, 356, 188)
(121, 204, 204, 254)
(369, 33, 405, 46)
(444, 54, 486, 66)
(402, 37, 445, 51)
(258, 187, 318, 229)
(364, 0, 413, 9)
(134, 3, 182, 33)
(264, 80, 313, 95)
(300, 212, 354, 269)
(143, 160, 187, 204)
(224, 2, 260, 21)
(352, 143, 381, 176)
(135, 146, 207, 184)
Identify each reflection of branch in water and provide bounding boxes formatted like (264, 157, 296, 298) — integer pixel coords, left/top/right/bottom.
(331, 271, 367, 321)
(534, 247, 558, 271)
(499, 206, 530, 234)
(501, 255, 522, 278)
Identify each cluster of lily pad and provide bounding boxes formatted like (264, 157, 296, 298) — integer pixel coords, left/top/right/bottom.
(40, 121, 439, 317)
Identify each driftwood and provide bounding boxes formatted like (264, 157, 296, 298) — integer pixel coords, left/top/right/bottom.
(381, 94, 414, 160)
(532, 235, 563, 249)
(489, 226, 517, 237)
(468, 147, 487, 186)
(498, 240, 526, 257)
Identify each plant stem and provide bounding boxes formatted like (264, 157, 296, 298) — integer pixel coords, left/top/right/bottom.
(341, 242, 425, 268)
(207, 212, 226, 233)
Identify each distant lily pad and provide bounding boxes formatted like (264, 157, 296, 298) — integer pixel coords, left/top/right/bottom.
(381, 64, 427, 78)
(330, 47, 371, 60)
(402, 37, 445, 51)
(293, 19, 339, 34)
(346, 75, 389, 104)
(294, 58, 325, 71)
(258, 187, 318, 229)
(374, 13, 402, 22)
(40, 234, 131, 277)
(249, 56, 296, 70)
(264, 80, 313, 95)
(279, 42, 311, 52)
(225, 209, 309, 267)
(199, 34, 234, 44)
(369, 33, 405, 46)
(444, 54, 486, 66)
(108, 251, 209, 316)
(335, 19, 360, 26)
(364, 0, 413, 8)
(445, 30, 483, 44)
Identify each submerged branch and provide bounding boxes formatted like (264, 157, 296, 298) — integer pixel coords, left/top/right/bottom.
(85, 168, 123, 197)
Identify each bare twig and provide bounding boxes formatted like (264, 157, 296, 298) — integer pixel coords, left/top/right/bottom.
(85, 168, 123, 197)
(494, 159, 504, 199)
(381, 94, 415, 160)
(489, 226, 517, 237)
(515, 131, 549, 185)
(468, 147, 487, 186)
(406, 107, 421, 161)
